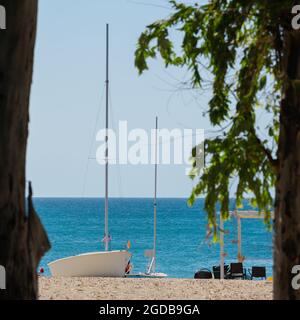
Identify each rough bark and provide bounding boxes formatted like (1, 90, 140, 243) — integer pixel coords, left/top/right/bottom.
(0, 0, 50, 300)
(274, 27, 300, 299)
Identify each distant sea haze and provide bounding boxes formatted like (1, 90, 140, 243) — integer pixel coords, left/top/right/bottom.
(35, 198, 273, 278)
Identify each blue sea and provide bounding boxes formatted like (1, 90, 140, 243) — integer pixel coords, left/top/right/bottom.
(35, 198, 273, 278)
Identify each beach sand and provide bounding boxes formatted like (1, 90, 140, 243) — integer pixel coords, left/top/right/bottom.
(39, 277, 272, 300)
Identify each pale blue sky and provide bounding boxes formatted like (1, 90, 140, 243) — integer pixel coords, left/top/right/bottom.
(27, 0, 213, 198)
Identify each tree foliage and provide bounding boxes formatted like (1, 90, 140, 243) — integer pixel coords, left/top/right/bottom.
(135, 0, 296, 229)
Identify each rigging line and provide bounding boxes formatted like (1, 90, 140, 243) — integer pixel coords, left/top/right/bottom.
(108, 87, 123, 198)
(164, 87, 204, 130)
(82, 84, 106, 198)
(126, 0, 171, 10)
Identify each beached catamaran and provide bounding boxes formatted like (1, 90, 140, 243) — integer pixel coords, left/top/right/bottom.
(48, 24, 131, 277)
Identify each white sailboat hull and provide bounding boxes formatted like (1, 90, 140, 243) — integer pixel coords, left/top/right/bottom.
(48, 250, 131, 277)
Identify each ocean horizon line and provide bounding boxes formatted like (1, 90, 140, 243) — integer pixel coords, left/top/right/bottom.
(32, 196, 255, 201)
(33, 196, 194, 199)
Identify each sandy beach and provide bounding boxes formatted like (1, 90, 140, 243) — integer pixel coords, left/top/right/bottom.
(39, 277, 273, 300)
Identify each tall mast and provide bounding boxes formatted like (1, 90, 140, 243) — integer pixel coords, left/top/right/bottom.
(104, 23, 109, 251)
(153, 116, 158, 272)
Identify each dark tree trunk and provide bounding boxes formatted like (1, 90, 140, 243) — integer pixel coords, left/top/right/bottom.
(274, 27, 300, 299)
(0, 0, 50, 300)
